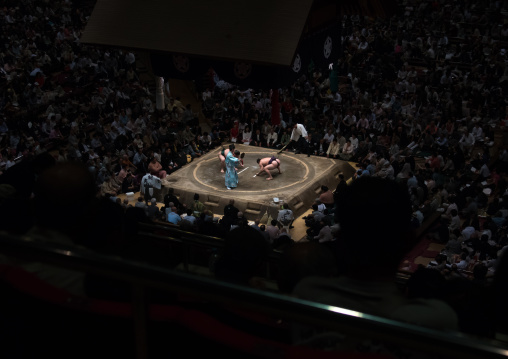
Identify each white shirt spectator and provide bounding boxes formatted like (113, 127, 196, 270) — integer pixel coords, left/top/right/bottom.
(125, 52, 136, 65)
(315, 225, 333, 243)
(471, 125, 483, 141)
(334, 92, 342, 103)
(202, 89, 212, 101)
(349, 136, 359, 150)
(358, 40, 369, 51)
(456, 258, 469, 270)
(277, 208, 294, 225)
(5, 159, 16, 169)
(479, 163, 491, 178)
(414, 210, 424, 225)
(449, 215, 461, 232)
(266, 131, 278, 146)
(323, 132, 334, 144)
(459, 132, 475, 150)
(461, 226, 476, 240)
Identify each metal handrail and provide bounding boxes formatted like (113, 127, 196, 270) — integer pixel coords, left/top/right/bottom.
(0, 232, 506, 359)
(137, 221, 284, 257)
(138, 221, 225, 246)
(137, 221, 283, 278)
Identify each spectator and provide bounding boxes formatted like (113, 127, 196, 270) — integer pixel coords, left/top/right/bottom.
(222, 199, 239, 229)
(135, 196, 147, 210)
(167, 206, 182, 225)
(190, 193, 205, 217)
(250, 218, 262, 231)
(277, 203, 294, 229)
(312, 217, 333, 243)
(148, 156, 167, 179)
(182, 208, 197, 226)
(294, 177, 458, 331)
(214, 226, 269, 287)
(326, 138, 340, 159)
(146, 198, 159, 219)
(265, 219, 280, 244)
(318, 185, 334, 209)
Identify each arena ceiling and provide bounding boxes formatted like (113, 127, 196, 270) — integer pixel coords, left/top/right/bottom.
(81, 0, 397, 87)
(81, 0, 313, 66)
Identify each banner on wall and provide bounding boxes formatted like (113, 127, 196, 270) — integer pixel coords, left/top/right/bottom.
(150, 21, 342, 89)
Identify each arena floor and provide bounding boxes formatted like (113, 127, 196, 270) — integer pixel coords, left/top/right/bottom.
(158, 144, 357, 220)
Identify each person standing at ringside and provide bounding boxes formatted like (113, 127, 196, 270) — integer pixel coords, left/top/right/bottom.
(225, 150, 241, 190)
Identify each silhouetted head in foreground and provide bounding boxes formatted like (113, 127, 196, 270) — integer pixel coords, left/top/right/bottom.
(34, 161, 96, 237)
(335, 176, 414, 276)
(214, 226, 269, 286)
(277, 242, 338, 293)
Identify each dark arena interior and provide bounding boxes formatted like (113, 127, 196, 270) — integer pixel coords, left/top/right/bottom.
(1, 0, 508, 358)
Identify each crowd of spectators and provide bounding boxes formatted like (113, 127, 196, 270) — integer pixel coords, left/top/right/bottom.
(195, 0, 508, 283)
(2, 0, 508, 344)
(0, 0, 211, 196)
(0, 0, 508, 204)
